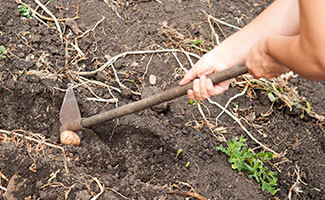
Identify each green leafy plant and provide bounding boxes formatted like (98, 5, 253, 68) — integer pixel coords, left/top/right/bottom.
(18, 5, 33, 19)
(0, 45, 7, 58)
(185, 161, 190, 168)
(216, 136, 280, 195)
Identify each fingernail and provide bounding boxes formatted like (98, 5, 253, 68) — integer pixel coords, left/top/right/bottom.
(179, 80, 184, 85)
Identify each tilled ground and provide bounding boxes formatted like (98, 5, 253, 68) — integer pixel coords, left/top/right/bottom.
(0, 0, 324, 199)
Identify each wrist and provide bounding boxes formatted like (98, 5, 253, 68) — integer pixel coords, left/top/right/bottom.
(211, 44, 246, 67)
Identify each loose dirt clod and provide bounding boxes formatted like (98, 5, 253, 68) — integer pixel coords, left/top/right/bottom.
(60, 131, 81, 146)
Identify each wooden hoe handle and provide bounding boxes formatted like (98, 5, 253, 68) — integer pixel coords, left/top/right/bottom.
(78, 64, 248, 129)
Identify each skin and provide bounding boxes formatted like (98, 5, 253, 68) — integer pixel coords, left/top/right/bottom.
(180, 0, 325, 101)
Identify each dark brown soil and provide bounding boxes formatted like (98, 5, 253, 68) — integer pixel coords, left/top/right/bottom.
(0, 0, 324, 199)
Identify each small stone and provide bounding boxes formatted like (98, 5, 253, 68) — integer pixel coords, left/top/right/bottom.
(149, 74, 157, 85)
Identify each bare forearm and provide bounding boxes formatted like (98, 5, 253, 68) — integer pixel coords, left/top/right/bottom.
(213, 0, 299, 67)
(266, 0, 325, 80)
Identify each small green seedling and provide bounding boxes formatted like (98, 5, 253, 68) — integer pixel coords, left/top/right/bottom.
(0, 46, 7, 58)
(267, 92, 277, 102)
(192, 39, 201, 45)
(189, 99, 200, 105)
(185, 161, 190, 168)
(176, 148, 183, 158)
(18, 5, 33, 19)
(217, 136, 279, 195)
(305, 101, 311, 114)
(232, 102, 239, 111)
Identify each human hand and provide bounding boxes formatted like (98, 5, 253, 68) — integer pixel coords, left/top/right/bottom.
(179, 50, 231, 101)
(246, 36, 289, 79)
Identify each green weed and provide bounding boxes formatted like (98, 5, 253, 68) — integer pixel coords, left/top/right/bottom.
(176, 148, 183, 158)
(188, 99, 200, 105)
(0, 45, 7, 58)
(192, 39, 201, 45)
(232, 102, 239, 111)
(216, 136, 280, 195)
(18, 5, 33, 19)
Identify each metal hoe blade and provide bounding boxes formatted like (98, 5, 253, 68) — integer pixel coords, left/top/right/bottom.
(60, 85, 82, 133)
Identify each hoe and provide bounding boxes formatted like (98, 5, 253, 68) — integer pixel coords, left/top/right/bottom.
(60, 64, 248, 133)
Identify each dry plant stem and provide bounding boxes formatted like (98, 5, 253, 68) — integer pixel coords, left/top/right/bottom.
(103, 0, 122, 19)
(197, 103, 211, 122)
(34, 0, 63, 41)
(70, 43, 84, 57)
(33, 12, 50, 27)
(181, 47, 195, 68)
(0, 172, 9, 182)
(0, 129, 69, 174)
(18, 0, 79, 22)
(90, 178, 104, 200)
(0, 185, 7, 192)
(207, 16, 220, 45)
(142, 54, 154, 79)
(196, 102, 226, 142)
(105, 186, 132, 200)
(206, 13, 226, 40)
(110, 63, 127, 90)
(202, 10, 241, 30)
(207, 99, 279, 156)
(288, 165, 304, 200)
(79, 16, 105, 38)
(172, 52, 189, 73)
(74, 49, 200, 76)
(77, 75, 121, 94)
(309, 112, 325, 122)
(76, 74, 119, 101)
(215, 84, 248, 123)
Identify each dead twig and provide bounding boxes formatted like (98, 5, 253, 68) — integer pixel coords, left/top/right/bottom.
(74, 49, 200, 76)
(0, 185, 7, 192)
(172, 52, 189, 73)
(207, 99, 280, 156)
(142, 54, 154, 79)
(202, 10, 241, 30)
(103, 0, 122, 19)
(34, 0, 63, 41)
(105, 186, 132, 200)
(168, 181, 207, 200)
(90, 178, 104, 200)
(109, 61, 127, 90)
(207, 14, 220, 45)
(288, 165, 305, 200)
(0, 129, 69, 174)
(215, 84, 248, 123)
(0, 172, 9, 182)
(17, 0, 79, 22)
